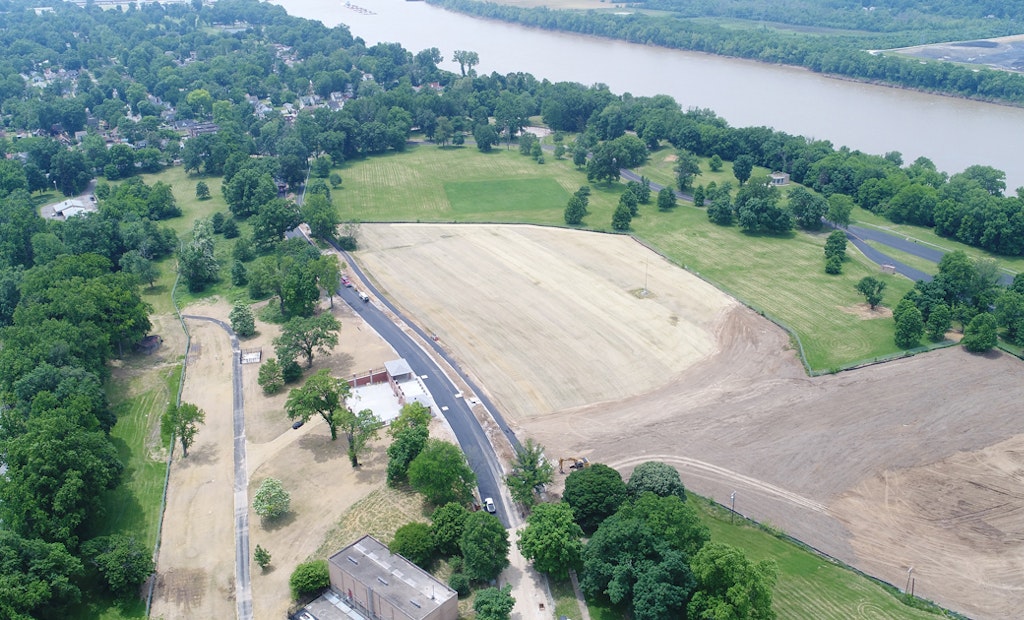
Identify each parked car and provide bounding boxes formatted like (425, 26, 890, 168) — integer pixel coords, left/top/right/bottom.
(483, 497, 496, 513)
(341, 275, 352, 287)
(358, 291, 369, 302)
(292, 419, 304, 429)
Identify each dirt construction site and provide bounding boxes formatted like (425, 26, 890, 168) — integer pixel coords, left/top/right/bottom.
(354, 223, 1024, 620)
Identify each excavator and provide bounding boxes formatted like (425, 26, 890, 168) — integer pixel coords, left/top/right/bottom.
(558, 457, 590, 474)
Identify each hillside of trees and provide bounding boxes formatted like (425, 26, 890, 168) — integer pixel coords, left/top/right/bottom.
(427, 0, 1024, 105)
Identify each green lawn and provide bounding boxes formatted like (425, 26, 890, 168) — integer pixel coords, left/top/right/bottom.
(691, 497, 947, 619)
(336, 146, 913, 370)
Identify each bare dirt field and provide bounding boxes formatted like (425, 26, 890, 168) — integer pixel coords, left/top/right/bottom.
(355, 223, 1024, 620)
(151, 293, 400, 619)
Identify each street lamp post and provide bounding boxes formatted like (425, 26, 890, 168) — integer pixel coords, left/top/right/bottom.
(730, 491, 736, 523)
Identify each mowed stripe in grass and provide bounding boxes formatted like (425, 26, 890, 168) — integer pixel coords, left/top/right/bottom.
(695, 499, 939, 619)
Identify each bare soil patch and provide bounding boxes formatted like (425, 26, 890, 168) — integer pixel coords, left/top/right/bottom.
(839, 303, 893, 319)
(354, 223, 1024, 620)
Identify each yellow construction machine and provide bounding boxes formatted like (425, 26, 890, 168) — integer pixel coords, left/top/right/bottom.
(558, 456, 590, 474)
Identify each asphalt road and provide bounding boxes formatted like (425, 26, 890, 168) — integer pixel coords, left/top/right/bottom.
(326, 240, 518, 527)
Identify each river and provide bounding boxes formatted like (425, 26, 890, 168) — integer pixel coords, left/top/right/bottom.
(273, 0, 1024, 190)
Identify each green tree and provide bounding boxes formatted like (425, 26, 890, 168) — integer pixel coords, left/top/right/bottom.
(894, 304, 924, 349)
(506, 438, 555, 508)
(787, 186, 828, 230)
(674, 150, 701, 191)
(827, 193, 854, 228)
(962, 312, 998, 353)
(387, 403, 432, 486)
(926, 303, 953, 341)
(285, 370, 351, 441)
(81, 534, 154, 595)
(474, 585, 515, 620)
(657, 186, 677, 211)
(340, 407, 381, 467)
(258, 358, 285, 395)
(312, 254, 342, 309)
(251, 198, 302, 249)
(563, 463, 627, 534)
(178, 220, 219, 293)
(688, 542, 777, 620)
(274, 313, 341, 368)
(120, 250, 159, 288)
(223, 168, 276, 218)
(460, 511, 509, 582)
(391, 522, 435, 568)
(0, 409, 122, 545)
(230, 303, 256, 337)
(692, 185, 705, 207)
(517, 502, 583, 579)
(329, 172, 343, 188)
(162, 402, 206, 458)
(856, 276, 886, 309)
(303, 193, 340, 242)
(473, 124, 499, 152)
(431, 502, 470, 557)
(253, 477, 291, 521)
(564, 194, 588, 226)
(254, 545, 272, 571)
(290, 559, 329, 599)
(195, 181, 210, 200)
(452, 50, 480, 77)
(408, 439, 477, 506)
(996, 290, 1024, 345)
(733, 154, 755, 185)
(626, 461, 687, 500)
(611, 203, 633, 231)
(824, 230, 847, 260)
(0, 531, 82, 618)
(825, 255, 843, 275)
(311, 155, 332, 178)
(709, 154, 723, 172)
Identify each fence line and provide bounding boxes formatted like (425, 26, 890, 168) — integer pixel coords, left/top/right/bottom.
(145, 273, 190, 618)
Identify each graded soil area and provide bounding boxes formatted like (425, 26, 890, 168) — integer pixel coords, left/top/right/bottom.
(355, 223, 1024, 620)
(151, 294, 398, 619)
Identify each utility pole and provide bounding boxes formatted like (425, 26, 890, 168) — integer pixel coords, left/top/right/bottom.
(730, 491, 736, 523)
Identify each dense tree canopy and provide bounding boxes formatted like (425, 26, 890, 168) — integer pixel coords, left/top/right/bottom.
(563, 463, 627, 534)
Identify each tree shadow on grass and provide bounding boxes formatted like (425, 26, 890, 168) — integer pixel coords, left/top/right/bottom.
(298, 432, 347, 463)
(260, 510, 298, 532)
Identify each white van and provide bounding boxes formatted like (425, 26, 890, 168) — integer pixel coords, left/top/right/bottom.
(358, 291, 369, 302)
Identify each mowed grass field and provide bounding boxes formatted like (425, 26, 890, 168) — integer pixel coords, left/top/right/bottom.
(336, 145, 911, 370)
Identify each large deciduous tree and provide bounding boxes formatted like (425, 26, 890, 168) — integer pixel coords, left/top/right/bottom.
(673, 150, 701, 191)
(285, 370, 350, 441)
(430, 502, 470, 557)
(517, 502, 583, 579)
(339, 407, 381, 467)
(0, 409, 123, 546)
(0, 531, 83, 619)
(505, 438, 554, 508)
(563, 463, 627, 535)
(856, 276, 886, 309)
(687, 542, 778, 620)
(626, 461, 687, 501)
(387, 402, 432, 486)
(162, 402, 206, 458)
(962, 312, 998, 353)
(81, 534, 154, 595)
(408, 439, 476, 506)
(474, 585, 515, 620)
(274, 313, 341, 368)
(390, 522, 434, 568)
(253, 477, 291, 521)
(459, 511, 509, 582)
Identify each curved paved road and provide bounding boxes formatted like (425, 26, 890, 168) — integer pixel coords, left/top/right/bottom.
(181, 315, 253, 620)
(324, 239, 519, 527)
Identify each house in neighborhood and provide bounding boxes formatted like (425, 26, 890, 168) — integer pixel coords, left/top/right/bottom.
(300, 535, 457, 620)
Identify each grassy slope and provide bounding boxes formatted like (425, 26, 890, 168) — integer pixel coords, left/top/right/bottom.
(337, 144, 912, 370)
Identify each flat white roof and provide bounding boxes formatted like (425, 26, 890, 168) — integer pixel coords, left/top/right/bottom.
(385, 358, 413, 377)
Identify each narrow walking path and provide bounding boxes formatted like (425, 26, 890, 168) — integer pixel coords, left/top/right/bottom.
(182, 315, 253, 620)
(569, 569, 592, 620)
